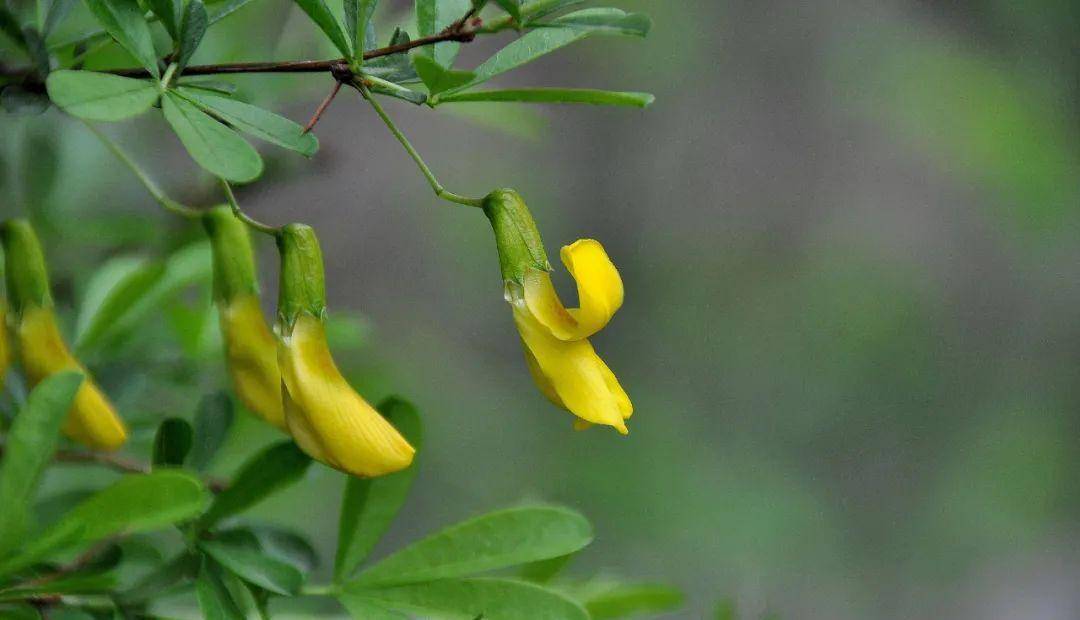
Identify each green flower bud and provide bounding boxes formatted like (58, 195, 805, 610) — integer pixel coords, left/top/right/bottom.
(203, 205, 259, 302)
(276, 223, 327, 331)
(482, 188, 551, 285)
(0, 219, 53, 312)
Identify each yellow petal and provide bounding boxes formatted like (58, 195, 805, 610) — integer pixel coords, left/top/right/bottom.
(17, 306, 127, 450)
(220, 295, 285, 430)
(513, 306, 630, 434)
(279, 315, 414, 477)
(523, 239, 623, 341)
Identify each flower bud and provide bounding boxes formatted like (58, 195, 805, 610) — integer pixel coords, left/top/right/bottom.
(203, 206, 285, 430)
(276, 223, 327, 330)
(275, 224, 414, 478)
(1, 219, 52, 313)
(482, 189, 551, 286)
(0, 219, 127, 450)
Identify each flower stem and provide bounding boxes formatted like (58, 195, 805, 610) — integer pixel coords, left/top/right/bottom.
(81, 120, 202, 219)
(358, 83, 484, 208)
(219, 179, 280, 236)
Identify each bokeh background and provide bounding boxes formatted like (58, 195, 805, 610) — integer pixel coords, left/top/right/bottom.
(4, 0, 1080, 618)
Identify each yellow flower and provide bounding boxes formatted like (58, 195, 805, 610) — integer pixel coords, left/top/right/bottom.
(219, 294, 285, 429)
(275, 223, 414, 478)
(510, 240, 633, 434)
(481, 189, 632, 434)
(17, 305, 127, 450)
(203, 206, 285, 429)
(279, 314, 415, 477)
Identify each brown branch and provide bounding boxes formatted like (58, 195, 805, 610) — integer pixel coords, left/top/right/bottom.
(302, 79, 343, 133)
(108, 23, 479, 79)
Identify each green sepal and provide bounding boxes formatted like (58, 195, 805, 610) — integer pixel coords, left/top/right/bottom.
(276, 223, 327, 331)
(202, 205, 259, 303)
(0, 219, 53, 312)
(482, 189, 551, 285)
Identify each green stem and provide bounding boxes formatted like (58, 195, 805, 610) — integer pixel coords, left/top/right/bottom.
(358, 83, 484, 208)
(219, 179, 280, 236)
(81, 120, 202, 219)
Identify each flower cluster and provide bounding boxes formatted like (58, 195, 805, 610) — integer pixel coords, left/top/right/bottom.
(0, 190, 630, 477)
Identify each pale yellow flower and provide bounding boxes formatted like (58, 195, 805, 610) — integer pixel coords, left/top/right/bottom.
(17, 305, 127, 450)
(219, 294, 285, 429)
(278, 313, 415, 477)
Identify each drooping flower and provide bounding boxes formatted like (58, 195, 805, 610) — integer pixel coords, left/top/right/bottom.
(203, 206, 285, 429)
(275, 224, 414, 477)
(1, 219, 127, 450)
(483, 189, 633, 434)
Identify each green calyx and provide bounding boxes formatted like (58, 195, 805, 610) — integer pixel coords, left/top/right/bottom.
(276, 223, 327, 331)
(482, 188, 551, 284)
(203, 205, 259, 303)
(0, 219, 53, 312)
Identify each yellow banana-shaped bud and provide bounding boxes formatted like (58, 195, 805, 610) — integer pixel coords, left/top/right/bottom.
(1, 219, 127, 450)
(203, 206, 285, 429)
(484, 190, 632, 434)
(276, 224, 414, 477)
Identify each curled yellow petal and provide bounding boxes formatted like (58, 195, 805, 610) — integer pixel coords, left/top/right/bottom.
(278, 315, 414, 477)
(220, 295, 285, 430)
(524, 239, 623, 341)
(17, 306, 127, 450)
(513, 305, 632, 434)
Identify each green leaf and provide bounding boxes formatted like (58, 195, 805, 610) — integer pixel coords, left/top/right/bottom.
(199, 539, 304, 595)
(415, 0, 469, 67)
(198, 441, 311, 529)
(76, 241, 212, 354)
(196, 557, 245, 620)
(411, 54, 475, 96)
(74, 255, 165, 350)
(161, 91, 263, 183)
(492, 0, 520, 22)
(248, 525, 319, 571)
(518, 552, 574, 583)
(290, 0, 351, 58)
(146, 0, 181, 40)
(334, 398, 422, 582)
(43, 0, 77, 35)
(176, 0, 208, 72)
(207, 0, 259, 26)
(343, 0, 376, 59)
(0, 7, 26, 51)
(353, 506, 592, 587)
(46, 70, 159, 121)
(521, 0, 583, 22)
(540, 7, 651, 37)
(0, 471, 208, 577)
(443, 27, 589, 95)
(435, 88, 654, 107)
(579, 583, 685, 619)
(342, 577, 589, 620)
(116, 553, 197, 605)
(338, 597, 404, 619)
(152, 417, 194, 467)
(0, 371, 83, 556)
(82, 0, 160, 77)
(0, 571, 117, 601)
(175, 87, 319, 157)
(189, 392, 233, 470)
(22, 28, 50, 76)
(0, 603, 41, 620)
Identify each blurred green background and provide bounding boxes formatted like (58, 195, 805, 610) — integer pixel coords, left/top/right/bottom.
(5, 0, 1080, 618)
